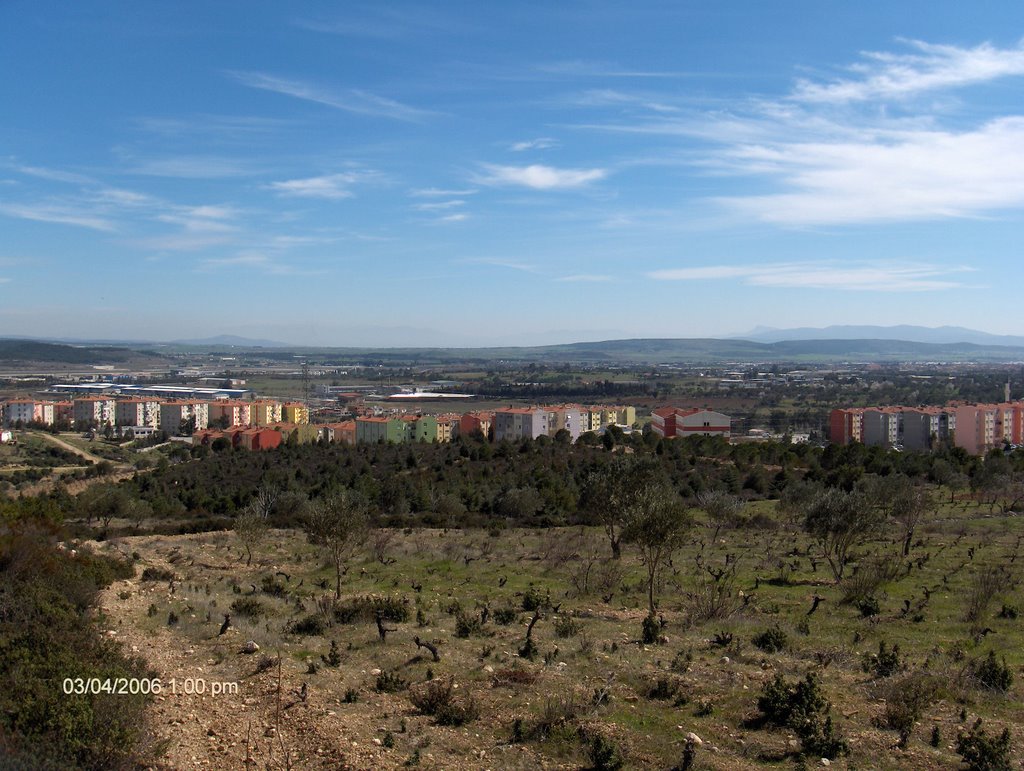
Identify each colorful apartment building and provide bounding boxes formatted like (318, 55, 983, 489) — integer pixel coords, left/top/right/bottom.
(320, 421, 356, 444)
(828, 408, 865, 445)
(355, 416, 407, 443)
(209, 400, 252, 428)
(282, 402, 310, 425)
(545, 406, 582, 441)
(434, 413, 461, 442)
(250, 399, 283, 426)
(459, 412, 493, 439)
(651, 407, 731, 438)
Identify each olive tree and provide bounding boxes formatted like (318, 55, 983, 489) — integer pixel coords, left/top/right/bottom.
(697, 489, 744, 541)
(804, 487, 883, 583)
(583, 457, 665, 560)
(622, 485, 692, 616)
(304, 489, 370, 599)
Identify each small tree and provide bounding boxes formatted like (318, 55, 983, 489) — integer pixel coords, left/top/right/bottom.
(234, 487, 276, 566)
(583, 457, 665, 560)
(304, 489, 370, 599)
(697, 489, 744, 541)
(803, 487, 881, 583)
(622, 485, 692, 616)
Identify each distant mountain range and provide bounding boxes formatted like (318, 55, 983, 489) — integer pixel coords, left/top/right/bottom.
(169, 335, 291, 348)
(735, 325, 1024, 347)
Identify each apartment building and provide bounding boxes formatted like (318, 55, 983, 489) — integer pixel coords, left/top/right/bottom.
(73, 397, 116, 427)
(459, 412, 493, 439)
(828, 408, 865, 445)
(651, 407, 731, 438)
(435, 413, 461, 443)
(492, 408, 549, 442)
(862, 407, 903, 449)
(282, 402, 310, 425)
(160, 400, 210, 434)
(901, 407, 954, 451)
(115, 398, 161, 429)
(355, 416, 406, 444)
(250, 400, 283, 426)
(320, 421, 356, 445)
(545, 406, 582, 441)
(3, 399, 55, 426)
(209, 400, 252, 428)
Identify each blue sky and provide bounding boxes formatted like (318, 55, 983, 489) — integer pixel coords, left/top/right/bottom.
(3, 2, 1024, 346)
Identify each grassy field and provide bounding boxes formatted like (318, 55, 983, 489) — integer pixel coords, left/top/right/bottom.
(89, 493, 1024, 769)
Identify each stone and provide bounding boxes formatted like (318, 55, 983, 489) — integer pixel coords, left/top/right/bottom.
(720, 656, 730, 664)
(241, 640, 260, 654)
(686, 732, 703, 746)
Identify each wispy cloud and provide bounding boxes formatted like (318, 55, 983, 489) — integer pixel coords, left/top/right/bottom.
(510, 137, 558, 152)
(648, 262, 975, 292)
(459, 257, 539, 273)
(199, 251, 319, 275)
(228, 70, 431, 122)
(128, 155, 262, 179)
(793, 39, 1024, 103)
(476, 164, 607, 190)
(0, 202, 116, 232)
(267, 172, 370, 199)
(410, 187, 478, 197)
(12, 164, 94, 185)
(555, 274, 612, 282)
(437, 213, 468, 223)
(412, 199, 465, 211)
(537, 60, 702, 78)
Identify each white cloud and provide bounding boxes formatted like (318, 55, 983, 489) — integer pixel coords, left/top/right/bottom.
(0, 202, 116, 232)
(555, 274, 612, 282)
(410, 187, 478, 197)
(648, 262, 974, 292)
(228, 71, 430, 122)
(510, 137, 557, 152)
(719, 117, 1024, 224)
(267, 173, 365, 199)
(793, 39, 1024, 104)
(476, 163, 607, 190)
(460, 257, 538, 273)
(438, 213, 468, 223)
(412, 199, 465, 211)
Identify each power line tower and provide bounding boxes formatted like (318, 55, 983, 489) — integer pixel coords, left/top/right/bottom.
(301, 361, 311, 404)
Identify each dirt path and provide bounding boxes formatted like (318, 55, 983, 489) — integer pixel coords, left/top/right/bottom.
(35, 431, 110, 464)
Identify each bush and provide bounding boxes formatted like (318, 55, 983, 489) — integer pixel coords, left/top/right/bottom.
(522, 585, 550, 612)
(856, 595, 881, 618)
(141, 566, 175, 581)
(554, 616, 581, 638)
(752, 626, 788, 653)
(641, 614, 660, 645)
(230, 597, 266, 618)
(289, 613, 328, 636)
(491, 666, 538, 688)
(0, 523, 151, 769)
(863, 641, 902, 678)
(376, 670, 408, 693)
(493, 606, 518, 625)
(585, 733, 624, 771)
(880, 670, 940, 746)
(757, 672, 848, 759)
(957, 719, 1012, 771)
(334, 594, 410, 624)
(455, 610, 482, 638)
(408, 677, 479, 725)
(973, 651, 1013, 692)
(260, 576, 287, 597)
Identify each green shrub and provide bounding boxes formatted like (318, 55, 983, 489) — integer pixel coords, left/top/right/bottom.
(334, 594, 410, 624)
(230, 596, 266, 618)
(455, 610, 482, 638)
(957, 719, 1012, 771)
(856, 595, 881, 618)
(641, 614, 660, 645)
(863, 641, 902, 678)
(757, 672, 848, 759)
(585, 733, 624, 771)
(881, 671, 940, 746)
(522, 585, 550, 612)
(260, 576, 287, 597)
(973, 651, 1013, 692)
(289, 613, 328, 636)
(493, 606, 518, 625)
(554, 616, 581, 638)
(376, 670, 408, 693)
(752, 625, 787, 653)
(141, 566, 175, 581)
